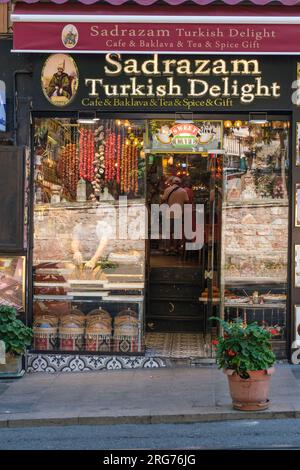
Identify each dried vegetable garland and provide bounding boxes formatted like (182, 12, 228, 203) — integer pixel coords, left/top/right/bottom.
(119, 129, 140, 195)
(93, 124, 106, 199)
(106, 130, 116, 182)
(79, 127, 94, 182)
(134, 139, 139, 194)
(116, 131, 121, 184)
(59, 143, 79, 199)
(75, 120, 141, 199)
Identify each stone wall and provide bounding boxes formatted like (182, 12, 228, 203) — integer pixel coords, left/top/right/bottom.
(224, 204, 288, 282)
(33, 202, 146, 266)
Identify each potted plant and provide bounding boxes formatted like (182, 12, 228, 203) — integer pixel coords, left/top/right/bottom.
(211, 318, 276, 411)
(0, 305, 33, 378)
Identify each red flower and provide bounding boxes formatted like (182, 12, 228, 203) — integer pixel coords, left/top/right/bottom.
(270, 329, 278, 335)
(227, 349, 236, 357)
(211, 340, 219, 346)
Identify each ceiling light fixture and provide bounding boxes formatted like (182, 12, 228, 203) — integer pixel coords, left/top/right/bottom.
(249, 112, 268, 124)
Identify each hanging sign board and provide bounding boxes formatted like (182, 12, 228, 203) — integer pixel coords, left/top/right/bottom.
(170, 124, 200, 149)
(152, 121, 221, 151)
(0, 81, 6, 132)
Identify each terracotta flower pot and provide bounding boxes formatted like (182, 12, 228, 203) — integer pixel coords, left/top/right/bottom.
(224, 367, 275, 411)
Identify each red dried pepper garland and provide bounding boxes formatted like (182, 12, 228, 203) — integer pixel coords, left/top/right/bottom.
(104, 126, 110, 182)
(116, 131, 121, 185)
(134, 140, 139, 194)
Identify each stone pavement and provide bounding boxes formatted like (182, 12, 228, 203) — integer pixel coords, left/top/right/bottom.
(0, 364, 299, 428)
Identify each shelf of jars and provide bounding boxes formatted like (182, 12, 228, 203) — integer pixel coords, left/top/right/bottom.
(32, 256, 145, 354)
(32, 296, 144, 355)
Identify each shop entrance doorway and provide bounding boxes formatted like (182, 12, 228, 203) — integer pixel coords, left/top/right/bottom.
(145, 143, 223, 358)
(144, 116, 290, 359)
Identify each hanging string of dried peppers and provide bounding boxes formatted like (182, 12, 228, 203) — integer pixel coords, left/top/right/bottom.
(104, 123, 110, 183)
(116, 127, 121, 185)
(134, 137, 139, 195)
(120, 127, 126, 193)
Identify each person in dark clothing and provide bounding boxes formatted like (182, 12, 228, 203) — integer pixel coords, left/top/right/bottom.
(47, 62, 72, 99)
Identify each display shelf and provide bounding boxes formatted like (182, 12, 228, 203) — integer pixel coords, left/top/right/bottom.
(67, 291, 111, 297)
(224, 278, 287, 285)
(34, 199, 146, 211)
(224, 249, 287, 254)
(224, 199, 288, 208)
(34, 294, 144, 302)
(224, 302, 286, 309)
(199, 298, 286, 309)
(34, 282, 69, 288)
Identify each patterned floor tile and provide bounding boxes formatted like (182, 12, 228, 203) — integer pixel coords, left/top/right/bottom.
(145, 333, 213, 358)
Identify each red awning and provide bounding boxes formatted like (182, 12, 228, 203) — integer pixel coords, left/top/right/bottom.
(3, 0, 300, 5)
(11, 2, 300, 53)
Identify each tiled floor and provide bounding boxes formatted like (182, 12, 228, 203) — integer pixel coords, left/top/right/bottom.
(145, 332, 214, 358)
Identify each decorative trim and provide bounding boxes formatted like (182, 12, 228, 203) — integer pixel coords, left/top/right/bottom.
(27, 353, 167, 372)
(12, 14, 300, 24)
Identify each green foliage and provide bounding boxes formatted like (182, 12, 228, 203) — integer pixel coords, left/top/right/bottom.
(0, 306, 33, 356)
(94, 258, 118, 270)
(210, 317, 275, 379)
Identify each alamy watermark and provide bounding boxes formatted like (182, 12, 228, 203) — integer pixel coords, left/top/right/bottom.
(83, 196, 204, 251)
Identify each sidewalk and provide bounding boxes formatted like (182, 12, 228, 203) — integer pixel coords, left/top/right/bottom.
(0, 364, 299, 428)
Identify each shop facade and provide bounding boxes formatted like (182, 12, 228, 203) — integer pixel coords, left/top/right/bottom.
(1, 0, 300, 371)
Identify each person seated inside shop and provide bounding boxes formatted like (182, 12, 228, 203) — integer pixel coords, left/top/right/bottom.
(160, 176, 189, 255)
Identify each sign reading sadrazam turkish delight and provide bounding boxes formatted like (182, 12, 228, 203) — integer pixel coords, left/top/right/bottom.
(35, 53, 292, 112)
(13, 21, 300, 54)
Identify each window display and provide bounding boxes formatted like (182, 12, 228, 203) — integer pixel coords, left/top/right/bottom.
(33, 300, 143, 353)
(295, 184, 300, 227)
(221, 120, 289, 348)
(294, 306, 300, 347)
(34, 118, 145, 203)
(295, 245, 300, 288)
(33, 117, 146, 353)
(0, 256, 26, 311)
(32, 116, 290, 357)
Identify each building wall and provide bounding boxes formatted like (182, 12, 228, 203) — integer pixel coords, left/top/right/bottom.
(0, 38, 32, 145)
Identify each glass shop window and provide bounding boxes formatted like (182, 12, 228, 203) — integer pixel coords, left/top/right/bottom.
(32, 117, 146, 355)
(34, 118, 146, 204)
(221, 119, 289, 345)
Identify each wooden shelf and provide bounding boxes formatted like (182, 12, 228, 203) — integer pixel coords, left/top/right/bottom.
(224, 199, 288, 208)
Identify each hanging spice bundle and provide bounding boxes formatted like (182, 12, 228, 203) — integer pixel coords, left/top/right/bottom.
(104, 125, 110, 183)
(107, 131, 116, 182)
(119, 126, 141, 195)
(128, 137, 134, 194)
(92, 124, 106, 199)
(120, 127, 126, 193)
(103, 121, 116, 183)
(79, 127, 94, 182)
(116, 130, 121, 185)
(134, 139, 139, 194)
(124, 137, 130, 193)
(59, 143, 79, 199)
